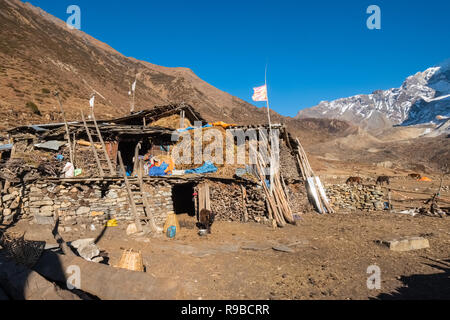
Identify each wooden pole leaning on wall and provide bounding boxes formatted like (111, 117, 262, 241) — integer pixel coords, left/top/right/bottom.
(241, 185, 249, 223)
(81, 111, 104, 177)
(132, 142, 142, 177)
(118, 151, 143, 233)
(91, 111, 115, 176)
(138, 160, 161, 233)
(54, 92, 74, 165)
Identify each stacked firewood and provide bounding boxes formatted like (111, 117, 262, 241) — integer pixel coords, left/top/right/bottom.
(244, 184, 267, 221)
(207, 182, 266, 222)
(0, 158, 41, 182)
(208, 182, 245, 222)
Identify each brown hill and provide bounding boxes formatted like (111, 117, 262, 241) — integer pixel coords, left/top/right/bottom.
(1, 0, 446, 173)
(0, 0, 286, 130)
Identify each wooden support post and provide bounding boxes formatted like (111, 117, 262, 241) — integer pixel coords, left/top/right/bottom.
(72, 133, 77, 168)
(118, 151, 143, 233)
(241, 185, 248, 223)
(132, 142, 142, 176)
(55, 92, 74, 165)
(180, 110, 185, 129)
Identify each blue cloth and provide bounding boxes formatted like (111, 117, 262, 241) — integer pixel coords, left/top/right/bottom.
(159, 162, 169, 171)
(56, 154, 64, 161)
(177, 124, 212, 133)
(149, 166, 166, 176)
(185, 161, 218, 174)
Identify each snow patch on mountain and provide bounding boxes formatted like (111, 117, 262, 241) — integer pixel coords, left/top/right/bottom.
(297, 61, 450, 130)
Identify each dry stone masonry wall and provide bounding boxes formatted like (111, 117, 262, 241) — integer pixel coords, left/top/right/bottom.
(0, 185, 23, 224)
(20, 181, 174, 227)
(326, 184, 386, 211)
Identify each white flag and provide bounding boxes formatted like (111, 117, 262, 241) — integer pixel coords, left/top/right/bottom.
(252, 85, 267, 102)
(132, 80, 137, 92)
(89, 95, 95, 108)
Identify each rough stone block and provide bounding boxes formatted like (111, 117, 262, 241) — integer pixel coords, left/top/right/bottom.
(39, 206, 54, 217)
(380, 237, 430, 252)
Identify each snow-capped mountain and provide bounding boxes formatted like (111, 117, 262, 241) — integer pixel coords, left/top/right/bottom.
(296, 61, 450, 131)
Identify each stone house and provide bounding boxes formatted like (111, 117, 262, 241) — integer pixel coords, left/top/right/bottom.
(0, 103, 309, 229)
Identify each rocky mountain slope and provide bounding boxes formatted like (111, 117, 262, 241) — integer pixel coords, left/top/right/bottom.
(0, 0, 285, 129)
(297, 62, 450, 131)
(0, 0, 447, 172)
(0, 0, 360, 149)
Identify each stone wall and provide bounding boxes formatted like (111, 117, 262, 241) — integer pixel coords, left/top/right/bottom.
(326, 184, 386, 211)
(20, 180, 174, 228)
(0, 185, 23, 225)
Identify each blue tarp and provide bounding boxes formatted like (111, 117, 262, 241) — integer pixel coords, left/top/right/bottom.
(149, 166, 167, 176)
(185, 161, 218, 174)
(0, 144, 13, 152)
(177, 124, 212, 133)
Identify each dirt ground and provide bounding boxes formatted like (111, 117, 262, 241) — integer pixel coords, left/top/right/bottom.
(8, 205, 449, 300)
(3, 173, 449, 300)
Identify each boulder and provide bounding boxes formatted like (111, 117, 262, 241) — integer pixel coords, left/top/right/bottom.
(78, 244, 100, 261)
(379, 237, 430, 252)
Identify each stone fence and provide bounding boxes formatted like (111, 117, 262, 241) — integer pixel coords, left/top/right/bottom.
(326, 184, 386, 211)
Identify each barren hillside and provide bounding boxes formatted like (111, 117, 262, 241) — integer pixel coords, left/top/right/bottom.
(0, 0, 286, 129)
(0, 0, 447, 173)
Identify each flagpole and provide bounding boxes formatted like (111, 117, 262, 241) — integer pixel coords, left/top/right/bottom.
(265, 64, 272, 132)
(265, 64, 275, 193)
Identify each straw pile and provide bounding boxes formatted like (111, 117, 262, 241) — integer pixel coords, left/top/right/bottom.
(150, 114, 192, 130)
(173, 126, 246, 178)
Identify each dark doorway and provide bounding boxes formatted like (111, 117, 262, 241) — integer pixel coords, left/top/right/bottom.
(118, 139, 138, 174)
(117, 137, 152, 175)
(172, 183, 196, 216)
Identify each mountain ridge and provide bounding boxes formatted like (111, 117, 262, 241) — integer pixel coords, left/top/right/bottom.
(0, 0, 286, 128)
(296, 61, 450, 131)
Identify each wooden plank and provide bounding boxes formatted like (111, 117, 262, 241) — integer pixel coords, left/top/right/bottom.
(205, 183, 211, 211)
(198, 183, 205, 213)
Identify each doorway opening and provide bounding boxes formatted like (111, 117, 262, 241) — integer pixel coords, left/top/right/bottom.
(172, 183, 196, 217)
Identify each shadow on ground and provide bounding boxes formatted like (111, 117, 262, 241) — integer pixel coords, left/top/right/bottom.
(375, 258, 450, 300)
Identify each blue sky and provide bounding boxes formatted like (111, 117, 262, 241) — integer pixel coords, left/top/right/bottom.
(25, 0, 450, 117)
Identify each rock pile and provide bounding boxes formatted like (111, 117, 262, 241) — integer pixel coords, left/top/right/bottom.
(326, 184, 386, 211)
(0, 186, 23, 224)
